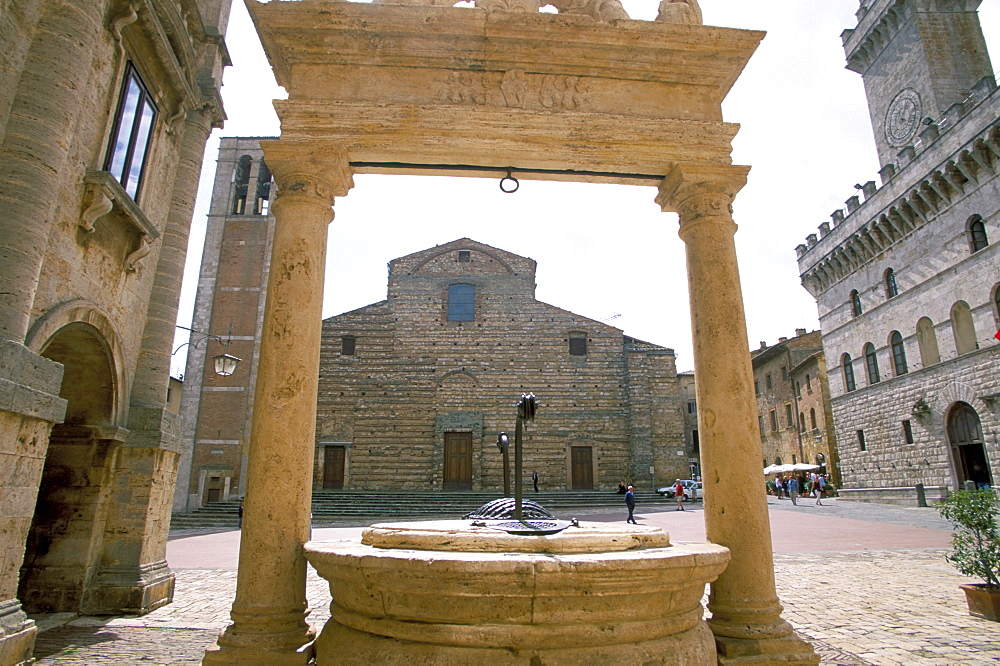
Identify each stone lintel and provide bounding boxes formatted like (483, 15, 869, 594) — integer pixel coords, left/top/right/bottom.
(276, 103, 739, 184)
(249, 1, 763, 103)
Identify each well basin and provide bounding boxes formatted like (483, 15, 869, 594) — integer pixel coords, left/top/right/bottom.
(305, 520, 730, 665)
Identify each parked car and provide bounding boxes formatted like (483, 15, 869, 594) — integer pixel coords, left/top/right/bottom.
(656, 479, 702, 501)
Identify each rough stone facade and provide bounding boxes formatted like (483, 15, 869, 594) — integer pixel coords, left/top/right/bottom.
(314, 239, 690, 492)
(797, 0, 1000, 504)
(751, 330, 839, 481)
(0, 1, 229, 662)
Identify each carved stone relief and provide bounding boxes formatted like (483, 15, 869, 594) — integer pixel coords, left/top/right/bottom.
(439, 69, 591, 111)
(546, 0, 629, 22)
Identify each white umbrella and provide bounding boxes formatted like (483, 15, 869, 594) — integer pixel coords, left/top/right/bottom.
(791, 463, 821, 471)
(762, 464, 782, 474)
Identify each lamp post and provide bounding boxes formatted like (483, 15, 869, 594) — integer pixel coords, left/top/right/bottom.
(173, 323, 242, 376)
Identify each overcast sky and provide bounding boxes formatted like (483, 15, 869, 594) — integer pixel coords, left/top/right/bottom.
(172, 0, 1000, 377)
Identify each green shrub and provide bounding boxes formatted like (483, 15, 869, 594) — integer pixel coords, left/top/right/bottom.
(938, 488, 1000, 588)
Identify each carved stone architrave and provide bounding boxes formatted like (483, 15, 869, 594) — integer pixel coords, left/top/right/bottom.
(80, 171, 161, 273)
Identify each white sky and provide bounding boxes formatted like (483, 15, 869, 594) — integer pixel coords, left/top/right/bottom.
(171, 0, 1000, 377)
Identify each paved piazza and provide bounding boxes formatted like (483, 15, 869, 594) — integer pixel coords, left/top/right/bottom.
(29, 498, 1000, 665)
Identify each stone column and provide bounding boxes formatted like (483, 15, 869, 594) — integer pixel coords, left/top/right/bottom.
(204, 142, 353, 666)
(657, 163, 818, 665)
(0, 0, 105, 342)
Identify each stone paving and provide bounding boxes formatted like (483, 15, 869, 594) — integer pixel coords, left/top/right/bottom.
(27, 499, 1000, 665)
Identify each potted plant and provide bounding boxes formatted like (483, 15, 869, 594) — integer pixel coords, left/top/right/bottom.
(937, 488, 1000, 621)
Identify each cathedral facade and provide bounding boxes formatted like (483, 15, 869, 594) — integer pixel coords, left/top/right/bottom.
(797, 0, 1000, 503)
(0, 0, 229, 661)
(314, 239, 690, 492)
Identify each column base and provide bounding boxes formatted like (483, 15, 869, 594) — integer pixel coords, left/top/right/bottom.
(715, 632, 820, 665)
(0, 600, 37, 666)
(83, 561, 175, 615)
(203, 640, 315, 666)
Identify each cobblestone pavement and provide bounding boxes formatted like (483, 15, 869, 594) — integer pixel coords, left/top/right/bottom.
(28, 501, 1000, 665)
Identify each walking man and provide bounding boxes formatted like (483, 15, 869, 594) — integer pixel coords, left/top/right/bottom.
(787, 476, 798, 505)
(625, 485, 637, 524)
(532, 471, 539, 493)
(816, 474, 826, 505)
(674, 479, 686, 511)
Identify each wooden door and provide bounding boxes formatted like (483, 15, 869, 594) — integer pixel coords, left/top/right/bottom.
(323, 445, 346, 489)
(571, 446, 594, 490)
(443, 432, 473, 489)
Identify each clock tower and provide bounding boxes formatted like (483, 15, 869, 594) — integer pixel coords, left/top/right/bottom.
(843, 0, 994, 169)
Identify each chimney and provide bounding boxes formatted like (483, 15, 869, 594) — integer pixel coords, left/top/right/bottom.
(778, 337, 788, 343)
(795, 328, 807, 337)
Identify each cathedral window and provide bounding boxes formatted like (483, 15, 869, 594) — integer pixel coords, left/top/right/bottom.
(850, 290, 863, 317)
(842, 353, 856, 392)
(105, 63, 158, 202)
(890, 331, 908, 375)
(341, 335, 356, 356)
(864, 343, 880, 384)
(447, 284, 475, 321)
(969, 216, 989, 252)
(569, 332, 587, 356)
(458, 250, 471, 262)
(884, 268, 899, 298)
(232, 155, 251, 214)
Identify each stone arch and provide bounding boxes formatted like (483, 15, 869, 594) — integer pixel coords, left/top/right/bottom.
(950, 300, 977, 355)
(916, 316, 939, 367)
(18, 303, 127, 613)
(946, 402, 993, 489)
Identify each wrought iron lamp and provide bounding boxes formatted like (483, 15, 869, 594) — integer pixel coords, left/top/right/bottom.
(173, 323, 241, 377)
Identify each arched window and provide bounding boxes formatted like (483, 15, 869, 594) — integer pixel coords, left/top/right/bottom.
(890, 331, 908, 375)
(232, 155, 251, 215)
(916, 317, 940, 367)
(810, 408, 817, 430)
(884, 268, 899, 298)
(969, 215, 989, 252)
(799, 412, 805, 431)
(254, 160, 272, 215)
(842, 353, 856, 392)
(864, 343, 880, 384)
(447, 284, 475, 321)
(850, 289, 863, 317)
(951, 301, 977, 355)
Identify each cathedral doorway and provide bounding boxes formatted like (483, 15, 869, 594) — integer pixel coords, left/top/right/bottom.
(443, 432, 473, 489)
(947, 402, 993, 488)
(323, 445, 346, 489)
(571, 446, 594, 490)
(19, 322, 117, 613)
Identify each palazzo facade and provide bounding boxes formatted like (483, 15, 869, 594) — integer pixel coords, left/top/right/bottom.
(0, 0, 229, 662)
(797, 0, 1000, 504)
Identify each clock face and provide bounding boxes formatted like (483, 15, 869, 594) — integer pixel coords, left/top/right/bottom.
(885, 89, 921, 147)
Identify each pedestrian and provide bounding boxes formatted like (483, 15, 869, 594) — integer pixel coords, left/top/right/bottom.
(617, 481, 627, 494)
(816, 474, 826, 505)
(787, 476, 798, 505)
(674, 479, 685, 511)
(774, 477, 783, 499)
(625, 485, 637, 524)
(532, 471, 539, 493)
(238, 500, 244, 529)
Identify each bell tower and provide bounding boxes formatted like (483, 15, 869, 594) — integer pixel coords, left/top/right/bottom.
(843, 0, 994, 168)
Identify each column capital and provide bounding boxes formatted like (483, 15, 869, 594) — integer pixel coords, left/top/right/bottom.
(655, 163, 750, 223)
(260, 141, 355, 208)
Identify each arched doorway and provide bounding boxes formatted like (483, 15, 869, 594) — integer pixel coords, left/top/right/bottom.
(947, 402, 993, 489)
(18, 323, 118, 613)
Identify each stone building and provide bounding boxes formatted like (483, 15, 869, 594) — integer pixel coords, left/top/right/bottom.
(751, 330, 839, 481)
(797, 0, 1000, 504)
(315, 239, 690, 492)
(0, 0, 229, 662)
(678, 372, 701, 480)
